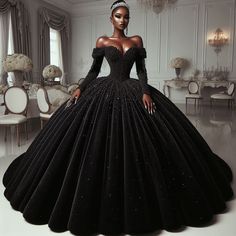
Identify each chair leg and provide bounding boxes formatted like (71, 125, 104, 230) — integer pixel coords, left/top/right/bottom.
(199, 99, 202, 112)
(196, 99, 200, 111)
(40, 119, 44, 130)
(230, 99, 234, 110)
(4, 126, 7, 141)
(16, 124, 20, 146)
(25, 122, 28, 140)
(185, 98, 188, 113)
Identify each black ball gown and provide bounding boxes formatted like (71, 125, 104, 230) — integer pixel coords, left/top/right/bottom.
(3, 46, 234, 235)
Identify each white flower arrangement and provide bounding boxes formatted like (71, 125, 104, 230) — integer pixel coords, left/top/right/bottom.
(42, 65, 62, 80)
(3, 53, 33, 72)
(170, 57, 187, 68)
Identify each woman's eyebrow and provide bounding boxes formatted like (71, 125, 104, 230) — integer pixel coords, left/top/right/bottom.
(115, 13, 129, 16)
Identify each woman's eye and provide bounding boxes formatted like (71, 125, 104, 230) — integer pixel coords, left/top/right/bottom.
(115, 15, 121, 18)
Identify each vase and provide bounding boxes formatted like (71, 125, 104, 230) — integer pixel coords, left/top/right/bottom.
(13, 70, 24, 86)
(175, 68, 181, 79)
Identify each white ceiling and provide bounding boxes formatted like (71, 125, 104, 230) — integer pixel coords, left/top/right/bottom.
(43, 0, 110, 12)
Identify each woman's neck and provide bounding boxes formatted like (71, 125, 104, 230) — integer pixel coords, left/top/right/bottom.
(111, 30, 127, 39)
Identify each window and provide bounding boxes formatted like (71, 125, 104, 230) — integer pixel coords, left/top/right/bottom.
(0, 12, 14, 85)
(8, 14, 14, 55)
(50, 28, 63, 81)
(7, 14, 14, 86)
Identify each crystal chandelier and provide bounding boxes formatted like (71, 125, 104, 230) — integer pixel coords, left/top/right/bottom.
(208, 28, 228, 54)
(137, 0, 177, 14)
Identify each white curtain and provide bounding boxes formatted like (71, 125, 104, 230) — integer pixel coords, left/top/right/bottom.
(38, 7, 70, 85)
(57, 29, 64, 85)
(0, 11, 10, 85)
(50, 28, 64, 85)
(7, 13, 15, 86)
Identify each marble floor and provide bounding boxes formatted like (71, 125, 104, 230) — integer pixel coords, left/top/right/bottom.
(0, 104, 236, 236)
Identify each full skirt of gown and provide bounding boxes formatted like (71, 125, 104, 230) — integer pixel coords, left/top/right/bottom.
(2, 75, 234, 235)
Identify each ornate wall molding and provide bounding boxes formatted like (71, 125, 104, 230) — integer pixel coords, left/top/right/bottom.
(202, 0, 235, 72)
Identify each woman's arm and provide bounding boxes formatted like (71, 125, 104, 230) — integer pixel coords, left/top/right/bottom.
(71, 37, 105, 99)
(134, 36, 156, 114)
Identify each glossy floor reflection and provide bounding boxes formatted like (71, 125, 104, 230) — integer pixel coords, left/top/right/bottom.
(0, 105, 236, 236)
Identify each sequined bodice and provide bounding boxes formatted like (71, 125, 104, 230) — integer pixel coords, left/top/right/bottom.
(96, 46, 146, 82)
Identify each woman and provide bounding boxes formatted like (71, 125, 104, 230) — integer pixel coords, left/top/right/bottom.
(3, 0, 233, 235)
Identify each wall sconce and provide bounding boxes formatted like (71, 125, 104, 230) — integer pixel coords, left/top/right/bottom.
(208, 28, 228, 54)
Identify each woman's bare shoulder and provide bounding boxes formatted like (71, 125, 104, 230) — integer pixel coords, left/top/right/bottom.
(95, 35, 109, 48)
(130, 35, 143, 48)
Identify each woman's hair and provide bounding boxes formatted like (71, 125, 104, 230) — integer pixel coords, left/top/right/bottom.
(110, 0, 129, 15)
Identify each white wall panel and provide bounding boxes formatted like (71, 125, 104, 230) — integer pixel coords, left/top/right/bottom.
(203, 0, 235, 71)
(71, 16, 92, 81)
(168, 3, 199, 76)
(70, 0, 236, 103)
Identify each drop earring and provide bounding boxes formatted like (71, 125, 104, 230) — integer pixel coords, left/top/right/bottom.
(125, 27, 128, 35)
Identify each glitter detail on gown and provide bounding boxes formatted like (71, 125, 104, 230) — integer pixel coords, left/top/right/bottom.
(2, 46, 233, 235)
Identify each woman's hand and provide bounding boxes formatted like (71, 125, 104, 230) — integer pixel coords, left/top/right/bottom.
(71, 88, 81, 102)
(142, 94, 156, 114)
(65, 88, 81, 109)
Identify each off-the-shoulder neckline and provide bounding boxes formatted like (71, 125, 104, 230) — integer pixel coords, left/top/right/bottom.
(93, 45, 145, 57)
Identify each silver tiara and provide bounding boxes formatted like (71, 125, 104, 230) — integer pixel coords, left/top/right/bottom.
(111, 2, 130, 12)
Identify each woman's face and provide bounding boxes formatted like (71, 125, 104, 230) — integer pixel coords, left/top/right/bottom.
(110, 7, 130, 31)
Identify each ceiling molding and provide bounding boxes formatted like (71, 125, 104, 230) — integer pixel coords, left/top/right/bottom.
(71, 0, 137, 17)
(43, 0, 137, 15)
(42, 0, 109, 12)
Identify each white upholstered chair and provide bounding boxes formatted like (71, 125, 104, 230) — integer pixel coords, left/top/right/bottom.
(210, 83, 235, 109)
(0, 86, 29, 146)
(185, 81, 203, 110)
(36, 87, 58, 129)
(37, 87, 70, 129)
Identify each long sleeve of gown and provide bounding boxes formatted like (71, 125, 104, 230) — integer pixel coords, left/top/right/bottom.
(79, 48, 104, 92)
(135, 48, 151, 95)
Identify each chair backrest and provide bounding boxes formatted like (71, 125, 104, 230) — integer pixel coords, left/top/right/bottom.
(188, 81, 199, 94)
(4, 86, 28, 114)
(36, 87, 51, 113)
(67, 83, 79, 95)
(46, 88, 70, 104)
(227, 83, 235, 96)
